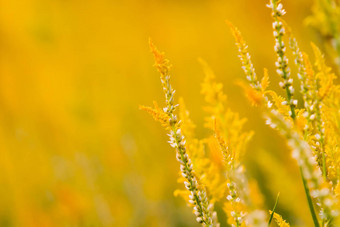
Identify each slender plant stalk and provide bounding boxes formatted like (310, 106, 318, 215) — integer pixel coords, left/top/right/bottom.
(268, 1, 321, 225)
(268, 192, 280, 226)
(299, 166, 320, 227)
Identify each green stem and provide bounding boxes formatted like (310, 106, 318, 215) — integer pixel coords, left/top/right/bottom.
(268, 192, 280, 226)
(299, 166, 320, 227)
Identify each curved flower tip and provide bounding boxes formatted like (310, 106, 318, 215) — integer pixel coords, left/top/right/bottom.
(149, 38, 172, 75)
(225, 20, 244, 48)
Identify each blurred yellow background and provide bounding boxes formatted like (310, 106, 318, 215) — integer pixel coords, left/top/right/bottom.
(0, 0, 325, 226)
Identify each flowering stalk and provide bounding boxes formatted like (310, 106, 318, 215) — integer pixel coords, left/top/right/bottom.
(267, 0, 297, 119)
(226, 21, 261, 91)
(265, 108, 338, 226)
(226, 181, 246, 227)
(266, 1, 326, 225)
(200, 59, 267, 226)
(302, 53, 328, 179)
(215, 127, 247, 226)
(227, 7, 340, 224)
(216, 129, 267, 227)
(145, 40, 217, 226)
(289, 32, 328, 175)
(289, 15, 330, 181)
(289, 35, 308, 111)
(300, 53, 317, 132)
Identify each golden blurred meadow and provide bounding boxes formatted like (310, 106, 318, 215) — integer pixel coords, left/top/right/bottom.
(1, 0, 340, 226)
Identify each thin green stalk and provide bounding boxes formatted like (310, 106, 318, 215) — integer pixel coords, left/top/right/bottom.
(272, 1, 316, 223)
(299, 166, 320, 227)
(268, 192, 280, 226)
(271, 2, 321, 223)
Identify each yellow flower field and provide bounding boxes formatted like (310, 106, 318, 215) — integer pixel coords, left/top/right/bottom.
(0, 0, 339, 226)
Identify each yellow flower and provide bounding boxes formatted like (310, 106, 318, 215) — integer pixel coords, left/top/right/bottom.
(139, 101, 170, 129)
(200, 58, 227, 130)
(143, 41, 218, 226)
(199, 57, 264, 226)
(227, 21, 260, 90)
(149, 38, 172, 77)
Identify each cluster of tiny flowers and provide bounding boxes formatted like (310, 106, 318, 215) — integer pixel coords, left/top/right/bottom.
(303, 87, 318, 131)
(289, 37, 303, 78)
(301, 96, 326, 169)
(265, 109, 338, 224)
(240, 50, 260, 90)
(295, 50, 327, 173)
(226, 181, 246, 227)
(299, 52, 322, 135)
(215, 129, 235, 171)
(266, 0, 286, 17)
(230, 166, 269, 227)
(149, 42, 217, 226)
(267, 0, 297, 119)
(160, 75, 178, 116)
(163, 80, 215, 226)
(236, 44, 259, 90)
(229, 1, 339, 225)
(311, 104, 326, 171)
(215, 117, 264, 226)
(288, 134, 337, 223)
(228, 22, 261, 91)
(289, 37, 309, 112)
(215, 127, 249, 226)
(171, 127, 213, 226)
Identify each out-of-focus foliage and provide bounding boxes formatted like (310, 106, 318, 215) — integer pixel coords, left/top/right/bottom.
(0, 0, 336, 226)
